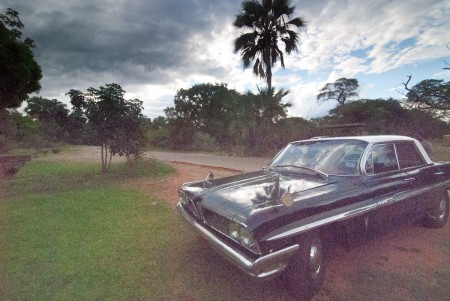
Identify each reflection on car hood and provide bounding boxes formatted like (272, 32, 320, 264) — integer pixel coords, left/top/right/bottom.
(181, 170, 336, 222)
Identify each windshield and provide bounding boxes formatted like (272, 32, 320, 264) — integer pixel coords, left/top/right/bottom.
(270, 139, 368, 175)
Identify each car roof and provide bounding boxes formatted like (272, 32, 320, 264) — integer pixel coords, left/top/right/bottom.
(300, 135, 416, 144)
(292, 135, 433, 165)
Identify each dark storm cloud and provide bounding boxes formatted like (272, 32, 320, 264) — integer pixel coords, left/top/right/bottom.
(3, 0, 239, 87)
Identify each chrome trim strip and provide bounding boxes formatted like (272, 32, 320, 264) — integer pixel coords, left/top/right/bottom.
(177, 202, 299, 279)
(266, 179, 450, 242)
(265, 199, 377, 241)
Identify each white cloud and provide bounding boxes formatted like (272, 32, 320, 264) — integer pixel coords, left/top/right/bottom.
(8, 0, 450, 120)
(295, 0, 450, 76)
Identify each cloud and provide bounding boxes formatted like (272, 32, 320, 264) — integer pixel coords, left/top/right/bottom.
(296, 0, 450, 75)
(3, 0, 449, 119)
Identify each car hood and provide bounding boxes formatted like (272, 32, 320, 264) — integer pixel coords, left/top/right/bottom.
(181, 170, 337, 223)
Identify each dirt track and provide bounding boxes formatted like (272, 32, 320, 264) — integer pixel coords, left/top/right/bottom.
(46, 147, 450, 301)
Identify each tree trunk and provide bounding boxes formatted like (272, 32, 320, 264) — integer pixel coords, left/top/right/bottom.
(267, 65, 272, 91)
(101, 144, 106, 171)
(108, 148, 113, 169)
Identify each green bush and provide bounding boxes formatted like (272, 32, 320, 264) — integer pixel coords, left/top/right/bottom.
(192, 131, 221, 152)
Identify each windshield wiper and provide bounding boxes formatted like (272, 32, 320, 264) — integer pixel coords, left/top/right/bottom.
(265, 165, 328, 180)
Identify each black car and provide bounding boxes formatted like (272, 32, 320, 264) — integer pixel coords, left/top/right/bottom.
(177, 135, 450, 299)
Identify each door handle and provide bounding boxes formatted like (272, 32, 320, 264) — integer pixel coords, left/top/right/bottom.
(403, 178, 415, 182)
(434, 172, 444, 176)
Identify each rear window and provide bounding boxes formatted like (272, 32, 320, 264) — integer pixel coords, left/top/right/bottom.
(366, 144, 399, 174)
(395, 141, 425, 169)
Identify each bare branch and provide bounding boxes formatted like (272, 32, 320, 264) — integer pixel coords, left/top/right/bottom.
(402, 75, 413, 92)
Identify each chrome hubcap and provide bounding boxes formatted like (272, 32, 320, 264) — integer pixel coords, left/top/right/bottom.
(436, 198, 447, 220)
(309, 237, 323, 280)
(429, 197, 447, 221)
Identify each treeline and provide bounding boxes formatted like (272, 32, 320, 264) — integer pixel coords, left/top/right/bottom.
(1, 81, 448, 157)
(1, 83, 149, 171)
(1, 8, 448, 158)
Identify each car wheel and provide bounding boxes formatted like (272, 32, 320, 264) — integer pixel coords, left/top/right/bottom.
(285, 230, 327, 300)
(422, 191, 449, 228)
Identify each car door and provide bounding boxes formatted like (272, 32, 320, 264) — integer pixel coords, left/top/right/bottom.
(395, 141, 443, 216)
(361, 143, 416, 229)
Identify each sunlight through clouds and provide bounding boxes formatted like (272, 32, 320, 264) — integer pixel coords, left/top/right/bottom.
(5, 0, 450, 119)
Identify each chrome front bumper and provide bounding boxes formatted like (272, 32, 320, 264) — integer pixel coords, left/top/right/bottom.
(176, 202, 299, 279)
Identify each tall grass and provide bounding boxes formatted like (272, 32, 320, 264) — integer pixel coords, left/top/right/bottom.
(432, 139, 450, 162)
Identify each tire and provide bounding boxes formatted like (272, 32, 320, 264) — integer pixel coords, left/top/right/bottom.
(422, 191, 449, 228)
(285, 230, 327, 300)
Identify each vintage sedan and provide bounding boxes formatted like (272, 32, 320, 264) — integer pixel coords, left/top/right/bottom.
(177, 135, 450, 299)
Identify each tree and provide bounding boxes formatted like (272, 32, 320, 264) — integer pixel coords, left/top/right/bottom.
(109, 98, 146, 161)
(315, 98, 449, 139)
(165, 83, 240, 149)
(317, 78, 359, 105)
(0, 8, 42, 109)
(231, 87, 291, 153)
(233, 0, 306, 90)
(65, 89, 88, 144)
(67, 84, 145, 171)
(25, 97, 69, 125)
(25, 96, 70, 144)
(401, 76, 450, 121)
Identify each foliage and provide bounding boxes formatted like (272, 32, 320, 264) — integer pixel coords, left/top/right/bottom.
(233, 0, 306, 90)
(315, 98, 449, 138)
(192, 131, 221, 152)
(317, 77, 359, 105)
(25, 96, 69, 124)
(65, 89, 88, 144)
(164, 83, 239, 150)
(147, 117, 171, 149)
(0, 109, 43, 152)
(0, 109, 17, 152)
(163, 84, 294, 154)
(66, 84, 146, 170)
(402, 77, 450, 121)
(24, 97, 70, 144)
(0, 8, 42, 109)
(3, 72, 449, 158)
(231, 87, 292, 154)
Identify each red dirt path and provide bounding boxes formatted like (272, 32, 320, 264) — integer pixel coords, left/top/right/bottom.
(126, 162, 450, 301)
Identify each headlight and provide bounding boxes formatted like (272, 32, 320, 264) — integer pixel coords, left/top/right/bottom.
(228, 222, 261, 255)
(239, 227, 255, 247)
(229, 223, 240, 240)
(179, 193, 187, 205)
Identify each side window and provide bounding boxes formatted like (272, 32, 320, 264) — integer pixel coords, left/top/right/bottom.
(396, 142, 425, 169)
(366, 144, 399, 174)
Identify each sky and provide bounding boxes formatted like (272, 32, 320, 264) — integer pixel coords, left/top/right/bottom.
(3, 0, 450, 120)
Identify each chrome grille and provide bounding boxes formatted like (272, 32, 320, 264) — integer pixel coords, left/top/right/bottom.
(203, 209, 230, 236)
(179, 191, 200, 218)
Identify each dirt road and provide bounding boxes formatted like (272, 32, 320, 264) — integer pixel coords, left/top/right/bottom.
(48, 146, 270, 172)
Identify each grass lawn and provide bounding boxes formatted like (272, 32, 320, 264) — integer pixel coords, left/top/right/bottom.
(0, 160, 180, 300)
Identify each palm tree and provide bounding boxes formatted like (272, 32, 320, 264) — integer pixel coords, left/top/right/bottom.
(233, 0, 306, 90)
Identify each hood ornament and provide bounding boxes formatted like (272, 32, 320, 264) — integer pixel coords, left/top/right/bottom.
(204, 171, 215, 187)
(206, 171, 214, 181)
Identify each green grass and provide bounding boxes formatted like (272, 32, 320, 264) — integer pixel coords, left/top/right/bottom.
(0, 159, 178, 300)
